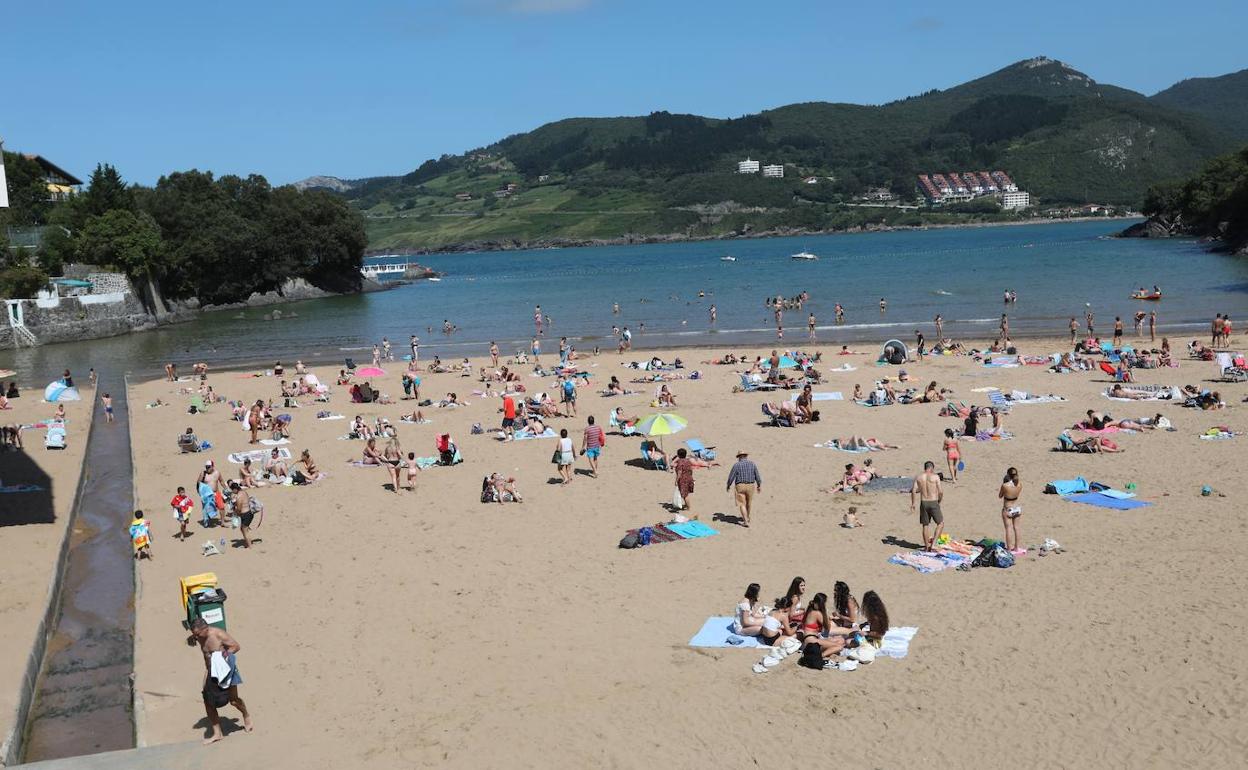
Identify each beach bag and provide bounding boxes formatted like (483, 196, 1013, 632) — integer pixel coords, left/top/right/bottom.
(971, 547, 996, 569)
(291, 470, 307, 485)
(799, 642, 824, 670)
(672, 488, 684, 509)
(202, 677, 231, 708)
(551, 448, 561, 464)
(471, 423, 483, 435)
(618, 532, 640, 549)
(638, 526, 653, 546)
(992, 545, 1015, 568)
(188, 405, 198, 414)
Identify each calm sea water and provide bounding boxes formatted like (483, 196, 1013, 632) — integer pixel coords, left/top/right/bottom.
(3, 220, 1246, 381)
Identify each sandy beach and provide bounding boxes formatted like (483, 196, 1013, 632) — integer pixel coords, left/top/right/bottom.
(123, 334, 1246, 767)
(0, 387, 89, 752)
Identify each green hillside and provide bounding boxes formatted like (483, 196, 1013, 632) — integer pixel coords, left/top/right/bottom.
(1151, 69, 1248, 141)
(335, 57, 1240, 252)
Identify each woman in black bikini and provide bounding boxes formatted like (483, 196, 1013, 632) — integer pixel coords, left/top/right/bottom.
(999, 466, 1023, 554)
(382, 437, 403, 493)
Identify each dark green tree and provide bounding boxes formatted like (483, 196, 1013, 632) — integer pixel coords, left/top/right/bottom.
(2, 152, 51, 226)
(75, 210, 169, 313)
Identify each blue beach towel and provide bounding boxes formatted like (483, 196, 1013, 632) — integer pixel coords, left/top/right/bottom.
(688, 617, 769, 649)
(1046, 477, 1089, 495)
(1065, 492, 1152, 510)
(667, 521, 718, 539)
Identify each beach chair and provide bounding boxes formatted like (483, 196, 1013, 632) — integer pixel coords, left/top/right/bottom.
(640, 441, 667, 470)
(685, 438, 715, 461)
(609, 413, 637, 436)
(761, 403, 793, 428)
(738, 373, 777, 392)
(45, 425, 67, 450)
(1056, 434, 1095, 453)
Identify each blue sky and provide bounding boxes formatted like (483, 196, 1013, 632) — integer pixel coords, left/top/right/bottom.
(3, 0, 1245, 186)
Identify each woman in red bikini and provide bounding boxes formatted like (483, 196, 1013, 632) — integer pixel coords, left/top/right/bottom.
(943, 428, 960, 481)
(800, 593, 854, 663)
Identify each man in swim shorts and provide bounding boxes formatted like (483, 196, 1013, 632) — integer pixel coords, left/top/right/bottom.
(581, 415, 605, 477)
(501, 393, 516, 441)
(910, 461, 944, 551)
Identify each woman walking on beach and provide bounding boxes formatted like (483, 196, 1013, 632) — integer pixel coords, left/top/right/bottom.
(999, 467, 1023, 554)
(942, 428, 960, 482)
(556, 428, 575, 485)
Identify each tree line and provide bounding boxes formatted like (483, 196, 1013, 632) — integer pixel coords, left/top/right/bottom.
(2, 154, 367, 307)
(1143, 145, 1248, 251)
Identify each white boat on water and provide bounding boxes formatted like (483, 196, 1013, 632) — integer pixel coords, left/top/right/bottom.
(790, 251, 818, 261)
(720, 256, 737, 262)
(427, 277, 442, 282)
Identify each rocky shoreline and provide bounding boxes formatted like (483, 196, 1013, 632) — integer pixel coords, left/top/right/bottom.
(1118, 215, 1248, 254)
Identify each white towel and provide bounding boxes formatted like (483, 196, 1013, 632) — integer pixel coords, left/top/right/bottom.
(210, 650, 232, 686)
(877, 626, 919, 659)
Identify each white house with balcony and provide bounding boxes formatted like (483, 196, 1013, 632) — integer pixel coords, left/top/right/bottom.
(737, 158, 760, 174)
(762, 164, 785, 178)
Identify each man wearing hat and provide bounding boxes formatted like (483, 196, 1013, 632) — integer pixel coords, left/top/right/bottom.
(726, 451, 762, 527)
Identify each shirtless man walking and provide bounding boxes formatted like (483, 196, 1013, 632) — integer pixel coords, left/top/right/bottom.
(910, 460, 945, 551)
(190, 618, 253, 744)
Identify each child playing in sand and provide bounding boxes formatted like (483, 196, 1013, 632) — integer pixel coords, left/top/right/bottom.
(842, 506, 863, 528)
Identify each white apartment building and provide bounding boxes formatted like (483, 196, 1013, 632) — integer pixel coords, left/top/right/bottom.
(1001, 191, 1030, 209)
(737, 158, 760, 174)
(762, 164, 785, 178)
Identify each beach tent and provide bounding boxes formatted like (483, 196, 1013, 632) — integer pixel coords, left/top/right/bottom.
(44, 381, 81, 402)
(879, 340, 908, 365)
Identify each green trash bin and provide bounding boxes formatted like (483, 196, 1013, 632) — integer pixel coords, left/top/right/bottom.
(187, 587, 228, 630)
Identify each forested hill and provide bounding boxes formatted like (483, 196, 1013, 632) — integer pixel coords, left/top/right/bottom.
(316, 57, 1244, 252)
(1126, 145, 1248, 254)
(1151, 69, 1248, 141)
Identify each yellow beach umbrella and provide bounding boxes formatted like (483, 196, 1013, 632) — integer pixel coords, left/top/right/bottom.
(635, 413, 687, 451)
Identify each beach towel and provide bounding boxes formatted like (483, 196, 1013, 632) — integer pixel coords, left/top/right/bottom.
(1199, 429, 1239, 440)
(788, 391, 843, 402)
(688, 617, 771, 649)
(317, 414, 346, 421)
(0, 484, 44, 493)
(878, 626, 919, 659)
(259, 438, 290, 446)
(815, 440, 870, 452)
(1009, 393, 1066, 404)
(988, 391, 1010, 408)
(984, 356, 1020, 368)
(228, 447, 292, 464)
(827, 363, 857, 372)
(963, 431, 1013, 441)
(1065, 492, 1153, 510)
(513, 427, 557, 440)
(1046, 477, 1089, 495)
(888, 551, 953, 573)
(667, 521, 718, 539)
(862, 476, 913, 493)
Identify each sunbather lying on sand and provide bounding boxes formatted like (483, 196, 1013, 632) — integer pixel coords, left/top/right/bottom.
(1108, 384, 1152, 400)
(835, 437, 898, 451)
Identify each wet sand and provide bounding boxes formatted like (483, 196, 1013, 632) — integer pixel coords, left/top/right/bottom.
(125, 336, 1246, 767)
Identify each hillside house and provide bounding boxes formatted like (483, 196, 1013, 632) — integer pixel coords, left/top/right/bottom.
(23, 154, 82, 202)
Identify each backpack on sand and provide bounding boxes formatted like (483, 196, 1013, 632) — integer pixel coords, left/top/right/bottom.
(618, 533, 640, 549)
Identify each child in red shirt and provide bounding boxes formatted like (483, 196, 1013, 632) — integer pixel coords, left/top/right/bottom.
(170, 486, 194, 540)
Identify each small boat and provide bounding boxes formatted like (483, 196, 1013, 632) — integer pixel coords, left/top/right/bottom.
(791, 251, 818, 261)
(1130, 292, 1161, 301)
(720, 256, 737, 262)
(427, 277, 442, 282)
